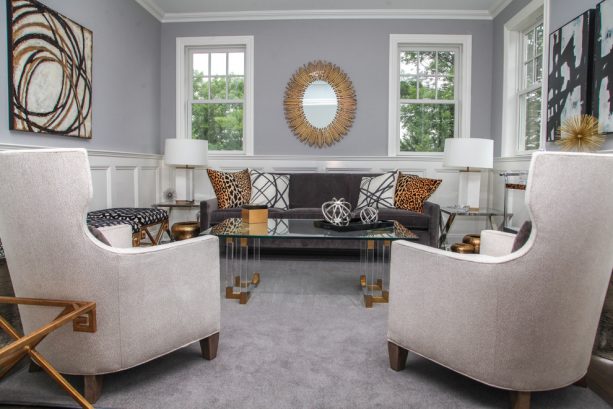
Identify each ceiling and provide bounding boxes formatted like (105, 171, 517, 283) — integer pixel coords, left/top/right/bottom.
(135, 0, 512, 22)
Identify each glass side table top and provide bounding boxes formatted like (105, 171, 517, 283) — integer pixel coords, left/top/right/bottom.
(440, 206, 506, 216)
(203, 218, 418, 241)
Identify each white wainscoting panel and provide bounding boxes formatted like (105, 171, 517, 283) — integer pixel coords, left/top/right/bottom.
(0, 144, 163, 213)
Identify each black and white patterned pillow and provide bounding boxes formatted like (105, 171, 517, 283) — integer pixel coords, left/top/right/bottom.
(249, 170, 290, 209)
(357, 172, 398, 209)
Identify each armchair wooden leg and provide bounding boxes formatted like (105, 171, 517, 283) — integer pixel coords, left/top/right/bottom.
(510, 391, 531, 409)
(200, 332, 219, 360)
(84, 375, 103, 404)
(388, 341, 408, 371)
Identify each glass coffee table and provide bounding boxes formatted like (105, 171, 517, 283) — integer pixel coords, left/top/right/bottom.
(203, 218, 419, 308)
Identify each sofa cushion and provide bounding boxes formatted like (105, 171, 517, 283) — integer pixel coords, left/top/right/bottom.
(357, 172, 398, 209)
(250, 170, 290, 209)
(287, 173, 366, 209)
(375, 208, 430, 230)
(394, 174, 442, 213)
(283, 208, 324, 219)
(207, 168, 251, 209)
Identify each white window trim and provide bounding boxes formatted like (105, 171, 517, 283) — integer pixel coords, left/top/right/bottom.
(388, 34, 472, 157)
(176, 35, 254, 156)
(501, 0, 547, 158)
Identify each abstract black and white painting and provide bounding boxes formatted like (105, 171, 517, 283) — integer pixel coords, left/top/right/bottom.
(593, 0, 613, 134)
(7, 0, 93, 138)
(547, 10, 594, 141)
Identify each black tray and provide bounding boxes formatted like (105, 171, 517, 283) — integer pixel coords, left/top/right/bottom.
(313, 219, 395, 232)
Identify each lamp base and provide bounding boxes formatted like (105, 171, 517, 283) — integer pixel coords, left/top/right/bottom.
(458, 170, 481, 210)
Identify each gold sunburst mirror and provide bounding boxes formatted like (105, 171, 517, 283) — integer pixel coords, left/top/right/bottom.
(284, 61, 356, 148)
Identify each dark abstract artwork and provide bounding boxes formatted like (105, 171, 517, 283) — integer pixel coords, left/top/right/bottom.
(7, 0, 93, 138)
(547, 10, 594, 141)
(593, 0, 613, 134)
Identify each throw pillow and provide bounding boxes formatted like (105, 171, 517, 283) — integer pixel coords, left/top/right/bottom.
(394, 174, 442, 213)
(249, 170, 290, 209)
(511, 221, 532, 252)
(357, 171, 398, 209)
(207, 169, 252, 209)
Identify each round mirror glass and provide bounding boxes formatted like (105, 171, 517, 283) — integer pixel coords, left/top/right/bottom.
(302, 80, 338, 129)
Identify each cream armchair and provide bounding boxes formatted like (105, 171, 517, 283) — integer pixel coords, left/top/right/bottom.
(387, 152, 613, 409)
(0, 149, 220, 403)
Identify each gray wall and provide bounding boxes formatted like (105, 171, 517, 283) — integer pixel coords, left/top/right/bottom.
(0, 0, 162, 154)
(161, 19, 494, 156)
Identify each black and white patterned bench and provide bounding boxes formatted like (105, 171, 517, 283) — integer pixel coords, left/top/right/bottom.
(87, 208, 171, 247)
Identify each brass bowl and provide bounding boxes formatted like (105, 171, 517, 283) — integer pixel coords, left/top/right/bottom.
(463, 234, 481, 253)
(171, 221, 200, 241)
(451, 242, 475, 254)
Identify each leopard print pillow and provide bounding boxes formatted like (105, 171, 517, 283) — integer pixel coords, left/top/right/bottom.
(207, 169, 252, 209)
(394, 173, 441, 213)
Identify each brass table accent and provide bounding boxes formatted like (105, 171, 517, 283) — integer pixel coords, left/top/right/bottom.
(451, 243, 475, 253)
(171, 221, 200, 241)
(0, 296, 97, 409)
(462, 234, 481, 253)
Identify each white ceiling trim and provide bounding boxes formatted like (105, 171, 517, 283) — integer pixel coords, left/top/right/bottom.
(134, 2, 494, 22)
(489, 0, 514, 18)
(134, 0, 164, 21)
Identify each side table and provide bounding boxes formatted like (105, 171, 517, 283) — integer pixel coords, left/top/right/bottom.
(152, 201, 201, 222)
(439, 207, 512, 248)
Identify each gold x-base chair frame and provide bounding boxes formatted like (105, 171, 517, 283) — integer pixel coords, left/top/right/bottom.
(0, 296, 97, 409)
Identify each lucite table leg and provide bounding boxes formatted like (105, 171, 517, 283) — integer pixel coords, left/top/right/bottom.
(225, 237, 261, 305)
(361, 240, 390, 308)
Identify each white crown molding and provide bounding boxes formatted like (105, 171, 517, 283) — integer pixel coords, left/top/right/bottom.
(0, 143, 162, 160)
(489, 0, 514, 19)
(206, 154, 446, 162)
(161, 9, 493, 22)
(134, 0, 164, 21)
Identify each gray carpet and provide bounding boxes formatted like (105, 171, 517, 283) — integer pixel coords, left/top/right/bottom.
(0, 255, 609, 409)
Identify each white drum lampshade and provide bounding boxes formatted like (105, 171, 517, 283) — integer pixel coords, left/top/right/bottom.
(164, 139, 208, 203)
(164, 138, 208, 168)
(443, 138, 493, 210)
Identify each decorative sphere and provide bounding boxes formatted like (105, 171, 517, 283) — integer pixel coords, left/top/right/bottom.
(321, 197, 352, 226)
(360, 207, 379, 224)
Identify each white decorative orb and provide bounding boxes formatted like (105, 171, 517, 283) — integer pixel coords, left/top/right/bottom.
(322, 197, 352, 226)
(360, 207, 379, 224)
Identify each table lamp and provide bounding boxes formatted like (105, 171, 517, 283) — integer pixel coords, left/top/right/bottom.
(164, 138, 208, 204)
(443, 138, 493, 211)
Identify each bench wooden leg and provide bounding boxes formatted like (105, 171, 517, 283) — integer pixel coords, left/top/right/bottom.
(510, 391, 531, 409)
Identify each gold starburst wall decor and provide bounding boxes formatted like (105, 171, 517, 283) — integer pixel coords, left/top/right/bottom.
(556, 115, 604, 152)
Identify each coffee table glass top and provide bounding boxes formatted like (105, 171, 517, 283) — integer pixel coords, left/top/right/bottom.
(203, 218, 418, 241)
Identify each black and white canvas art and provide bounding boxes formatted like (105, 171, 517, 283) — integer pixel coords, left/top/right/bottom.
(593, 0, 613, 133)
(547, 10, 594, 141)
(7, 0, 93, 138)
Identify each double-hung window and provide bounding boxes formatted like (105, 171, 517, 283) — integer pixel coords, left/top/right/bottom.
(177, 36, 254, 155)
(518, 22, 544, 152)
(501, 0, 544, 156)
(389, 35, 471, 155)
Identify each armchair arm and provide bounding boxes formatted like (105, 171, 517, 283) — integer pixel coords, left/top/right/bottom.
(200, 198, 218, 231)
(480, 230, 516, 256)
(111, 235, 220, 369)
(422, 201, 440, 247)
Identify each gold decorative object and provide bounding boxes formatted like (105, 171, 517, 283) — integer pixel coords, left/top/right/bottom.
(241, 205, 268, 224)
(463, 234, 481, 254)
(556, 114, 604, 152)
(171, 221, 200, 241)
(451, 242, 475, 254)
(284, 60, 356, 148)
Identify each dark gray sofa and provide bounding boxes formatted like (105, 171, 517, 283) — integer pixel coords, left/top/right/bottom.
(199, 173, 440, 248)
